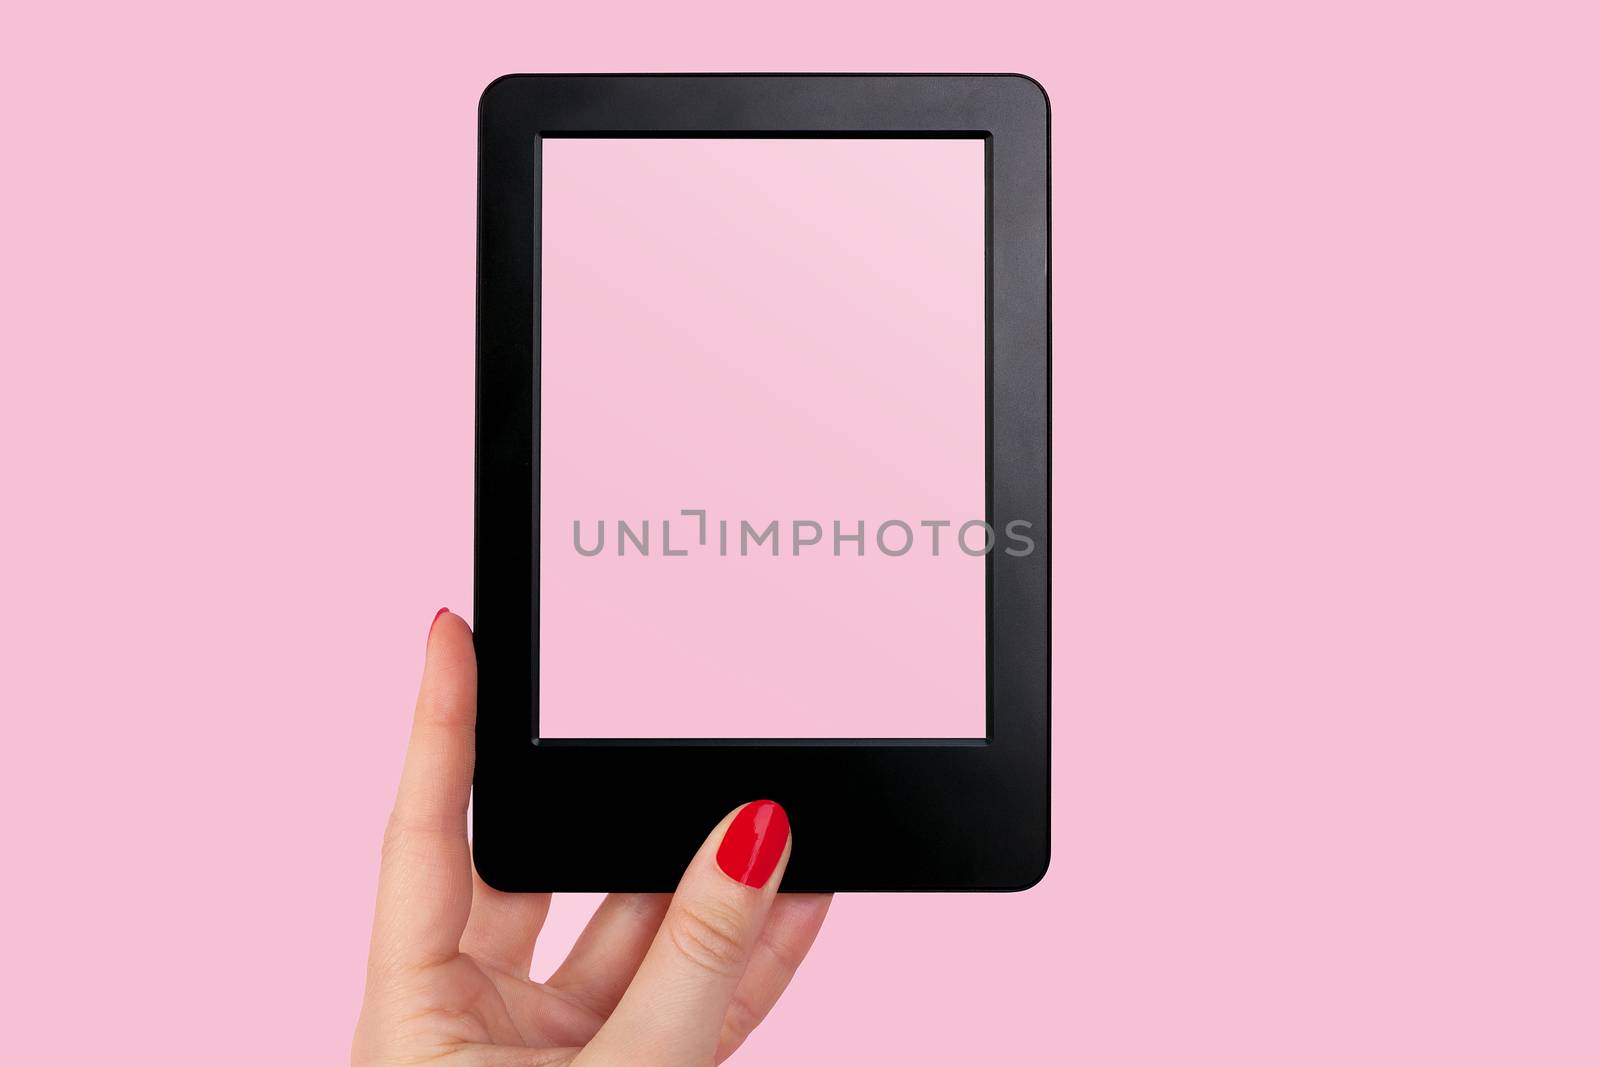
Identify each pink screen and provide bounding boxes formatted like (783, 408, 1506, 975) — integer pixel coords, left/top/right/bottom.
(539, 138, 986, 738)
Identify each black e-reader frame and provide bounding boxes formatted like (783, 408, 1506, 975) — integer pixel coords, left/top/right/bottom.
(474, 74, 1050, 892)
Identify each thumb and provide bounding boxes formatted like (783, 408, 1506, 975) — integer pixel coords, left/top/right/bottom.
(576, 801, 792, 1066)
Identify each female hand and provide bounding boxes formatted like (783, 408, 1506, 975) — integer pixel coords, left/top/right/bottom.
(353, 610, 832, 1065)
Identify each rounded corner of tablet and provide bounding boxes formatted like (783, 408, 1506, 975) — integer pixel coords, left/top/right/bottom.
(1003, 842, 1052, 893)
(996, 72, 1052, 121)
(471, 839, 521, 894)
(478, 72, 525, 116)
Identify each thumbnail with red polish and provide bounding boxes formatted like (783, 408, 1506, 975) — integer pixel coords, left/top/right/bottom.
(716, 800, 789, 888)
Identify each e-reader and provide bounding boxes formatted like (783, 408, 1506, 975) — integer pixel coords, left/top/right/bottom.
(474, 74, 1050, 891)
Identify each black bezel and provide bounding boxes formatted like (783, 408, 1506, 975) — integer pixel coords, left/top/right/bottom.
(475, 74, 1050, 891)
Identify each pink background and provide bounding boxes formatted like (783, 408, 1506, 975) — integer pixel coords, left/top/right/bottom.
(4, 2, 1598, 1065)
(541, 138, 986, 738)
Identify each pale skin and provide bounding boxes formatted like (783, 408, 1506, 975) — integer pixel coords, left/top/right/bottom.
(353, 611, 832, 1065)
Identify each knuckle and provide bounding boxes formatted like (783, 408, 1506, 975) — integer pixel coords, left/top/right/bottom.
(666, 899, 749, 977)
(380, 809, 459, 865)
(759, 927, 811, 976)
(379, 811, 433, 864)
(722, 985, 764, 1046)
(379, 814, 413, 862)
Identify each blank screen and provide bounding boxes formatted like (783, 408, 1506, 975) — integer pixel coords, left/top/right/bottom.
(538, 138, 986, 738)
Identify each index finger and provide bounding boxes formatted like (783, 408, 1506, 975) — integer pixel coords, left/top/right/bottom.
(366, 609, 477, 976)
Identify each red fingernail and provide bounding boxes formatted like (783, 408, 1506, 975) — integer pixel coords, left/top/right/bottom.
(716, 800, 789, 888)
(429, 607, 449, 636)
